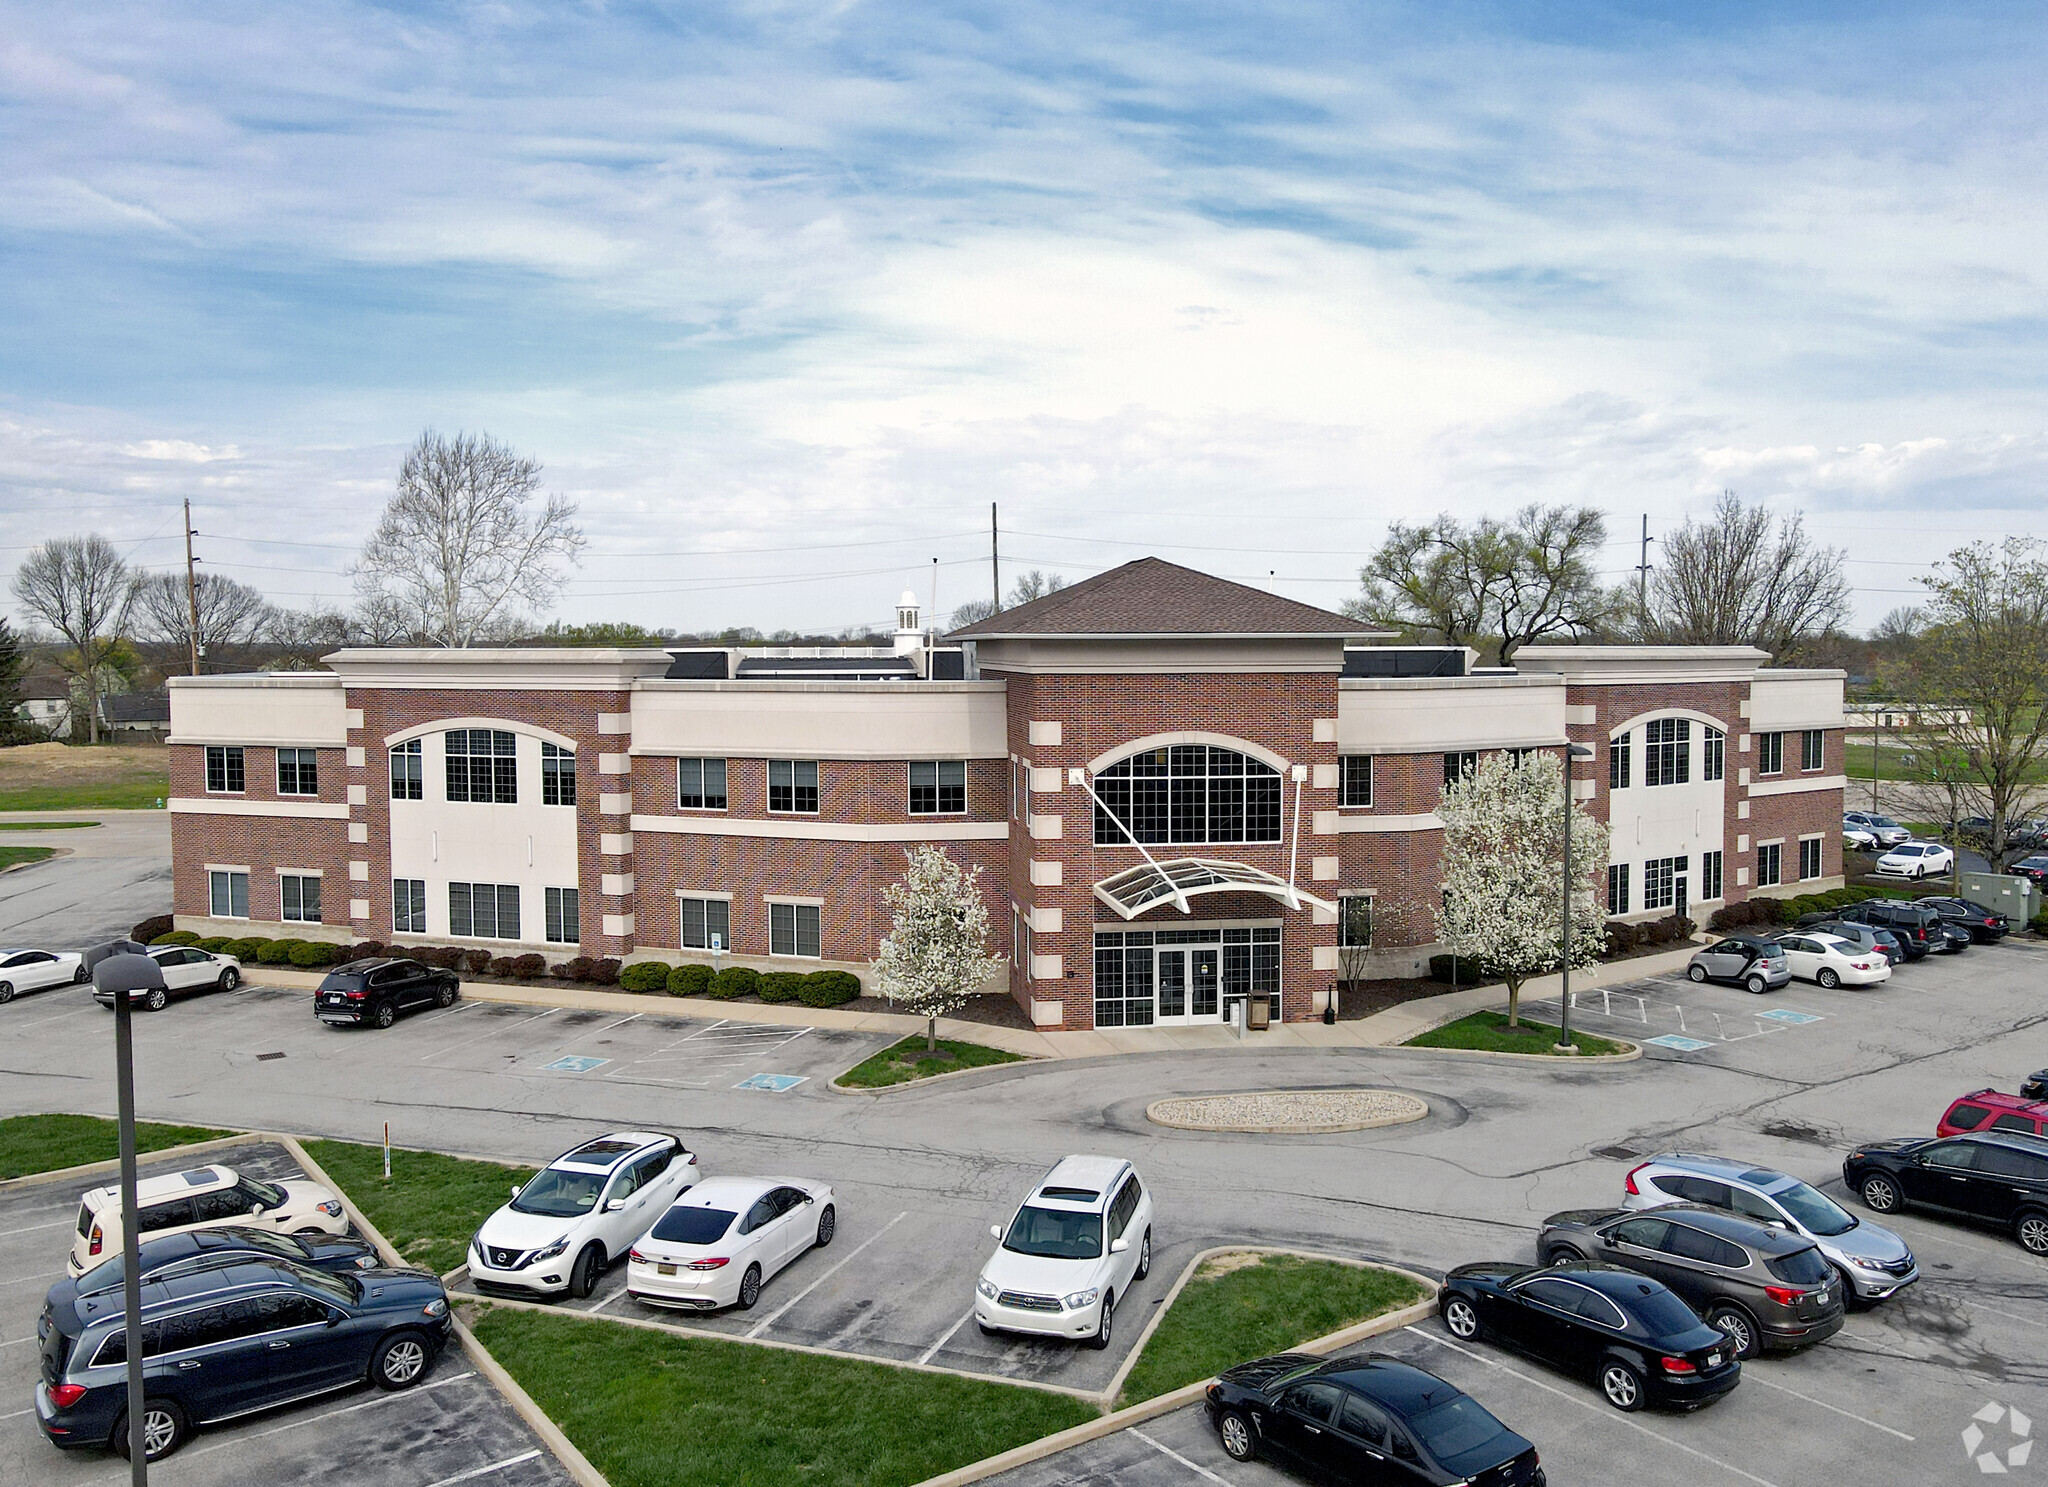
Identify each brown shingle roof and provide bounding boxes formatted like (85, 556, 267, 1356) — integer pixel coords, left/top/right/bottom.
(947, 558, 1368, 639)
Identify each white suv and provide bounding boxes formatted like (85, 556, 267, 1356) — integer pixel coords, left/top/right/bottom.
(470, 1132, 699, 1299)
(67, 1164, 347, 1276)
(975, 1155, 1153, 1350)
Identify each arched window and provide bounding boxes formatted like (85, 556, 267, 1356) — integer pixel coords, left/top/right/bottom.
(1093, 745, 1283, 846)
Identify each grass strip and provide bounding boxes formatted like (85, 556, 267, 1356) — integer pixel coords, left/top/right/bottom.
(0, 820, 99, 830)
(471, 1304, 1095, 1487)
(1404, 1009, 1630, 1057)
(0, 782, 167, 811)
(0, 845, 57, 870)
(835, 1035, 1027, 1089)
(1119, 1253, 1428, 1407)
(301, 1139, 534, 1276)
(0, 1114, 232, 1182)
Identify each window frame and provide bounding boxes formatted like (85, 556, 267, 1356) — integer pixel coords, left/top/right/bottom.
(768, 759, 820, 815)
(204, 745, 245, 795)
(208, 869, 250, 920)
(1644, 718, 1691, 788)
(1337, 895, 1372, 948)
(541, 741, 577, 807)
(446, 728, 518, 805)
(279, 872, 322, 924)
(1092, 744, 1283, 847)
(389, 738, 423, 801)
(450, 881, 522, 941)
(275, 747, 318, 797)
(1757, 841, 1783, 887)
(392, 878, 427, 935)
(768, 900, 822, 958)
(1757, 731, 1785, 776)
(1607, 863, 1630, 916)
(1703, 727, 1725, 783)
(676, 757, 728, 811)
(1643, 857, 1676, 911)
(909, 759, 968, 815)
(1801, 729, 1825, 773)
(1798, 836, 1824, 881)
(1442, 751, 1477, 790)
(1701, 849, 1724, 901)
(544, 886, 580, 944)
(1609, 732, 1631, 791)
(678, 895, 731, 952)
(1339, 755, 1374, 809)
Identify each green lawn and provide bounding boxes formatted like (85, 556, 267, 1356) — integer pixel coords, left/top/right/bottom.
(0, 1114, 231, 1182)
(1404, 1009, 1631, 1057)
(0, 782, 165, 811)
(835, 1035, 1027, 1088)
(1120, 1254, 1429, 1407)
(0, 845, 56, 870)
(301, 1139, 534, 1276)
(470, 1305, 1096, 1487)
(0, 820, 98, 830)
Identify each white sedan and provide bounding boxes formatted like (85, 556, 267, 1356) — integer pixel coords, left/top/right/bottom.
(1873, 841, 1955, 879)
(627, 1176, 835, 1312)
(0, 948, 87, 1004)
(1773, 931, 1892, 988)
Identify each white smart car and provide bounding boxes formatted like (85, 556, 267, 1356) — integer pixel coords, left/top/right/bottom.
(627, 1176, 836, 1312)
(67, 1164, 348, 1276)
(0, 948, 86, 1003)
(974, 1155, 1153, 1350)
(469, 1132, 699, 1300)
(1771, 931, 1892, 988)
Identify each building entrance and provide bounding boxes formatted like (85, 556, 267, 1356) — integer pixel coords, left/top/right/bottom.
(1093, 923, 1280, 1028)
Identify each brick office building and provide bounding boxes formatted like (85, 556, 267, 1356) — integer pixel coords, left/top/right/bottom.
(166, 558, 1847, 1031)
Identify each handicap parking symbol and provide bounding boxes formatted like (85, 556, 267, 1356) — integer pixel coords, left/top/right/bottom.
(1645, 1034, 1713, 1053)
(541, 1055, 611, 1073)
(1757, 1009, 1823, 1025)
(735, 1073, 808, 1093)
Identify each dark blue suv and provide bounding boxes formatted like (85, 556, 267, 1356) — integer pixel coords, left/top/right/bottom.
(36, 1255, 450, 1461)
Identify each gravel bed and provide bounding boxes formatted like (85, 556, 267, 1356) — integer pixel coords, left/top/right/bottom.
(1147, 1088, 1429, 1133)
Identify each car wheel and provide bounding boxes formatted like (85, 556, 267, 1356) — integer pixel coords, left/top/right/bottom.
(2016, 1211, 2048, 1257)
(373, 1000, 397, 1029)
(1817, 969, 1841, 989)
(815, 1204, 836, 1248)
(1707, 1304, 1758, 1359)
(1860, 1174, 1901, 1213)
(371, 1330, 431, 1390)
(1443, 1295, 1481, 1340)
(0, 982, 12, 1004)
(113, 1399, 187, 1461)
(217, 968, 240, 991)
(73, 964, 90, 983)
(1088, 1289, 1114, 1350)
(1543, 1245, 1579, 1268)
(1687, 964, 1708, 984)
(1135, 1228, 1152, 1280)
(1831, 1265, 1870, 1311)
(570, 1244, 603, 1300)
(1217, 1408, 1257, 1463)
(144, 987, 168, 1012)
(1600, 1360, 1646, 1412)
(436, 982, 458, 1008)
(735, 1262, 763, 1311)
(1745, 974, 1768, 995)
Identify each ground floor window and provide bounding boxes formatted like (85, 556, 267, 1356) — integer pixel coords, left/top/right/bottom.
(1337, 896, 1372, 948)
(1607, 864, 1629, 916)
(1757, 842, 1782, 887)
(1094, 923, 1279, 1027)
(451, 882, 521, 940)
(1799, 837, 1823, 881)
(1701, 850, 1724, 901)
(679, 896, 730, 951)
(393, 879, 426, 934)
(209, 869, 249, 920)
(1643, 858, 1675, 912)
(545, 887, 579, 944)
(280, 874, 321, 923)
(769, 901, 821, 958)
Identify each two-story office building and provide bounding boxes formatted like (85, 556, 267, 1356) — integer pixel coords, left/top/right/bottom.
(165, 558, 1847, 1031)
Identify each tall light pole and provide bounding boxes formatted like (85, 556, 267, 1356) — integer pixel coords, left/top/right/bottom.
(1557, 743, 1597, 1055)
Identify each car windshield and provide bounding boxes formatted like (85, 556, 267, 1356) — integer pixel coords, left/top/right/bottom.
(1626, 1288, 1705, 1336)
(1410, 1395, 1510, 1474)
(1768, 1180, 1857, 1236)
(511, 1168, 609, 1217)
(649, 1207, 736, 1245)
(1002, 1204, 1103, 1260)
(236, 1176, 287, 1211)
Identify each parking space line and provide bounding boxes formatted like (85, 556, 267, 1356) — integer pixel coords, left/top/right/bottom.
(917, 1308, 975, 1366)
(175, 1370, 478, 1460)
(0, 1405, 32, 1420)
(423, 1449, 544, 1487)
(1130, 1426, 1234, 1485)
(746, 1211, 911, 1338)
(0, 1269, 63, 1288)
(1743, 1370, 1913, 1440)
(2, 1334, 40, 1347)
(1403, 1327, 1785, 1487)
(0, 1218, 74, 1238)
(1955, 1295, 2048, 1333)
(586, 1287, 630, 1314)
(417, 1007, 560, 1062)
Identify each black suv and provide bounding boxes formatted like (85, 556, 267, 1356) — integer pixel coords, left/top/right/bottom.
(1914, 896, 2010, 942)
(1831, 900, 1945, 958)
(37, 1256, 450, 1461)
(315, 958, 458, 1029)
(1844, 1132, 2048, 1257)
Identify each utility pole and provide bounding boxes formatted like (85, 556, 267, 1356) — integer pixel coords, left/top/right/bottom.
(182, 498, 202, 677)
(1635, 514, 1655, 622)
(990, 502, 1000, 612)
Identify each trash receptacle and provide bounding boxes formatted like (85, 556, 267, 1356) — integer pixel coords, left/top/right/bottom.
(1246, 995, 1272, 1031)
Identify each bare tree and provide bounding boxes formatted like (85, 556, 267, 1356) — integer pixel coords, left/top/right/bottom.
(352, 430, 585, 647)
(10, 534, 135, 743)
(1344, 504, 1611, 664)
(1007, 570, 1067, 606)
(1637, 493, 1851, 657)
(133, 571, 273, 668)
(948, 597, 998, 630)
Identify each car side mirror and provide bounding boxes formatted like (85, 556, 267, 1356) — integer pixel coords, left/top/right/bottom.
(604, 1199, 625, 1212)
(511, 1184, 521, 1199)
(251, 1206, 265, 1218)
(991, 1224, 1003, 1241)
(326, 1312, 342, 1328)
(1600, 1232, 1617, 1246)
(1110, 1237, 1129, 1254)
(803, 1194, 815, 1204)
(1393, 1437, 1418, 1461)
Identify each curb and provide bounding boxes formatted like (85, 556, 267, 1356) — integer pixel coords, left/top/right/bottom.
(1143, 1091, 1430, 1135)
(828, 1047, 1038, 1096)
(1388, 1038, 1644, 1064)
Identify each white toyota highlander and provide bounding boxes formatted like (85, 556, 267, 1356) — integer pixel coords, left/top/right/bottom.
(974, 1155, 1153, 1350)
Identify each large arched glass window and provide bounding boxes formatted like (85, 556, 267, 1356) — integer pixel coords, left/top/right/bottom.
(1093, 745, 1283, 846)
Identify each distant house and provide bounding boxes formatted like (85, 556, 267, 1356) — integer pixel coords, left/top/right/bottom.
(16, 685, 71, 736)
(103, 691, 171, 738)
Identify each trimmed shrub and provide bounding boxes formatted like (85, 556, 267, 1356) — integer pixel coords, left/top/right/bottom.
(287, 941, 339, 967)
(551, 956, 597, 982)
(417, 946, 465, 971)
(1427, 953, 1486, 983)
(619, 961, 672, 993)
(709, 965, 760, 1000)
(1603, 920, 1638, 957)
(463, 949, 492, 975)
(798, 970, 862, 1007)
(511, 953, 548, 978)
(758, 971, 807, 1003)
(255, 939, 306, 964)
(131, 914, 174, 944)
(1662, 914, 1696, 943)
(667, 963, 714, 998)
(486, 956, 516, 977)
(223, 937, 270, 960)
(195, 936, 236, 953)
(590, 958, 622, 987)
(151, 930, 201, 947)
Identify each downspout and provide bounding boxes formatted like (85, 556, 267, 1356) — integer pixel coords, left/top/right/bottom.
(1075, 769, 1191, 915)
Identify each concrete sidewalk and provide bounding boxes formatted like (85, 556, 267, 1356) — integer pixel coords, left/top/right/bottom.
(247, 942, 1706, 1061)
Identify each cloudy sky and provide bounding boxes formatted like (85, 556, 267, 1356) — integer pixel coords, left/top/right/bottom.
(2, 0, 2043, 636)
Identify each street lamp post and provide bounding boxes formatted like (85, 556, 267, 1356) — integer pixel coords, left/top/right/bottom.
(1557, 743, 1598, 1055)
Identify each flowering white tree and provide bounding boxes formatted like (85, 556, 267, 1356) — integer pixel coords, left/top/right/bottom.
(1435, 751, 1610, 1029)
(874, 845, 1007, 1053)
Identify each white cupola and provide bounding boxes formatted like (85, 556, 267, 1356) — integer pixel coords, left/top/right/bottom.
(893, 589, 922, 657)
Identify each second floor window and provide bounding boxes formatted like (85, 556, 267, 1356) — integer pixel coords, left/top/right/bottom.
(1340, 755, 1374, 808)
(1644, 718, 1690, 787)
(1609, 733, 1631, 790)
(768, 759, 819, 814)
(447, 729, 517, 804)
(541, 742, 576, 806)
(390, 739, 423, 800)
(909, 760, 966, 814)
(1093, 744, 1281, 846)
(1442, 752, 1477, 789)
(1801, 729, 1825, 772)
(1703, 727, 1725, 782)
(677, 757, 727, 810)
(1757, 731, 1784, 775)
(205, 745, 244, 794)
(276, 748, 318, 796)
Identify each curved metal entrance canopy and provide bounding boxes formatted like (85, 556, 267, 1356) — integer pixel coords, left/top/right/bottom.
(1092, 858, 1337, 920)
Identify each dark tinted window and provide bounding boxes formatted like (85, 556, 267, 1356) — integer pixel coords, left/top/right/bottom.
(1663, 1224, 1746, 1269)
(1766, 1248, 1833, 1287)
(1947, 1104, 1992, 1131)
(650, 1207, 736, 1245)
(1991, 1114, 2044, 1134)
(1922, 1143, 1978, 1171)
(1621, 1286, 1704, 1335)
(1410, 1394, 1511, 1475)
(1513, 1277, 1585, 1311)
(1609, 1217, 1670, 1249)
(138, 1198, 197, 1233)
(1570, 1288, 1628, 1328)
(256, 1293, 332, 1331)
(1663, 1175, 1731, 1207)
(1976, 1146, 2048, 1181)
(193, 1187, 256, 1222)
(1284, 1382, 1343, 1424)
(742, 1198, 777, 1233)
(772, 1188, 809, 1216)
(1338, 1393, 1387, 1444)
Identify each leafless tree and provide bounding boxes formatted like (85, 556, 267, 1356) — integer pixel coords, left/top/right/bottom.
(132, 571, 273, 667)
(1636, 493, 1851, 657)
(1007, 570, 1067, 607)
(352, 430, 585, 647)
(1344, 504, 1612, 664)
(9, 534, 135, 743)
(949, 598, 999, 630)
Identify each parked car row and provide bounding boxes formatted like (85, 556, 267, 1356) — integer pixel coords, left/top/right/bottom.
(1687, 891, 2015, 994)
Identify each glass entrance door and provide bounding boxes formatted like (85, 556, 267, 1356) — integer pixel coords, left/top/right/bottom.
(1190, 949, 1219, 1019)
(1158, 951, 1187, 1019)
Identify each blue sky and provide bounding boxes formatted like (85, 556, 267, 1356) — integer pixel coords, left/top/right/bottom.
(2, 0, 2043, 634)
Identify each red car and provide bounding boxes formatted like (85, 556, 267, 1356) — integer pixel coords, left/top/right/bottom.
(1939, 1089, 2048, 1139)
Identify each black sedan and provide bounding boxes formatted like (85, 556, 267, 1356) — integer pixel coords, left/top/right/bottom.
(1439, 1262, 1740, 1411)
(1206, 1350, 1543, 1485)
(315, 958, 459, 1028)
(1915, 896, 2010, 943)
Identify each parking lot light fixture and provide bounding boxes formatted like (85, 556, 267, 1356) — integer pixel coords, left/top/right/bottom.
(1558, 744, 1598, 1055)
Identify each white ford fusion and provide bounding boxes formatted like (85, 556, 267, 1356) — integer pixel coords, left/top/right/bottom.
(1771, 931, 1893, 988)
(0, 948, 87, 1003)
(627, 1176, 836, 1312)
(973, 1155, 1152, 1350)
(470, 1132, 699, 1300)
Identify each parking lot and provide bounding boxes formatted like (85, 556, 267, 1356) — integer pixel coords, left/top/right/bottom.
(0, 1140, 569, 1487)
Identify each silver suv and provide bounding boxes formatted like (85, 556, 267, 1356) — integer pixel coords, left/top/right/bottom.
(1620, 1153, 1917, 1303)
